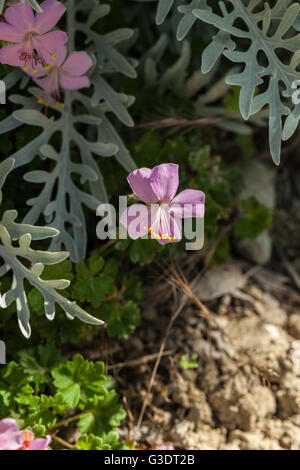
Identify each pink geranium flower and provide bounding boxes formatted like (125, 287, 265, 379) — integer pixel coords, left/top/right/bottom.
(28, 45, 93, 101)
(0, 418, 51, 451)
(121, 164, 205, 244)
(0, 0, 67, 71)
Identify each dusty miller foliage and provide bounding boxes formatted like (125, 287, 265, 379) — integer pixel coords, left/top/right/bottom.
(0, 0, 137, 337)
(0, 0, 136, 262)
(0, 158, 103, 338)
(135, 0, 300, 165)
(2, 0, 300, 336)
(141, 36, 267, 135)
(0, 0, 42, 14)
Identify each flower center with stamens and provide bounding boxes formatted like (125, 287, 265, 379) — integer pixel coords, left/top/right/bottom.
(19, 32, 51, 73)
(144, 203, 176, 241)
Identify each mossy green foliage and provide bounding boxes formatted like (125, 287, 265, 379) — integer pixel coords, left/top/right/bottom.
(0, 348, 127, 450)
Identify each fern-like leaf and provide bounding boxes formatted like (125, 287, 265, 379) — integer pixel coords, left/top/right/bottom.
(0, 158, 103, 338)
(0, 0, 136, 261)
(193, 0, 300, 164)
(0, 0, 42, 14)
(142, 38, 267, 135)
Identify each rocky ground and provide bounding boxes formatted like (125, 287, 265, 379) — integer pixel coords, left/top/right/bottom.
(108, 258, 300, 450)
(100, 157, 300, 451)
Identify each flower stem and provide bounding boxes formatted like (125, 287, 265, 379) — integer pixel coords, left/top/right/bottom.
(52, 435, 76, 450)
(51, 409, 94, 430)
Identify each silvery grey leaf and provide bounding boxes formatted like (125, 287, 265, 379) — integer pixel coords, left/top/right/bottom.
(0, 0, 137, 261)
(0, 158, 104, 338)
(193, 0, 300, 164)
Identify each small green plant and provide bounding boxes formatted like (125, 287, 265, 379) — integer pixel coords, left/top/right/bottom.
(234, 197, 273, 240)
(0, 348, 127, 450)
(180, 353, 199, 370)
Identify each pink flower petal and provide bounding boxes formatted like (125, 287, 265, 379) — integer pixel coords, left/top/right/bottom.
(29, 436, 51, 451)
(38, 30, 68, 55)
(120, 204, 150, 240)
(59, 74, 90, 90)
(127, 168, 158, 205)
(34, 73, 59, 97)
(5, 2, 35, 33)
(43, 44, 67, 68)
(35, 0, 67, 34)
(149, 163, 179, 202)
(0, 24, 23, 42)
(26, 66, 48, 78)
(62, 51, 93, 76)
(0, 418, 22, 451)
(0, 44, 24, 66)
(171, 189, 205, 218)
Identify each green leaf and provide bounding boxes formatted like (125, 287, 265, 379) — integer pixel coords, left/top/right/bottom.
(78, 390, 126, 435)
(52, 354, 107, 405)
(57, 383, 81, 408)
(0, 362, 33, 413)
(180, 353, 199, 370)
(102, 301, 141, 340)
(129, 238, 163, 266)
(72, 256, 116, 307)
(18, 345, 63, 391)
(25, 394, 69, 430)
(122, 275, 143, 303)
(75, 431, 123, 451)
(76, 434, 109, 450)
(234, 197, 273, 240)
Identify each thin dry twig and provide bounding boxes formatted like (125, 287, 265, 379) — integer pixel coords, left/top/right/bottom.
(136, 116, 223, 131)
(108, 350, 173, 371)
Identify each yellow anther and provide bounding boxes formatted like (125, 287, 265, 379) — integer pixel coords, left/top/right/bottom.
(43, 64, 51, 70)
(32, 68, 37, 74)
(38, 98, 47, 106)
(24, 66, 28, 72)
(51, 54, 57, 60)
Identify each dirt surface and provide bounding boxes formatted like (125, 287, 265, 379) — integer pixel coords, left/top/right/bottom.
(107, 258, 300, 450)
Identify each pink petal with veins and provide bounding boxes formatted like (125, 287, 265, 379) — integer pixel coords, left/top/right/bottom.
(149, 163, 179, 202)
(0, 24, 23, 42)
(0, 44, 24, 67)
(5, 2, 35, 32)
(127, 168, 158, 205)
(38, 30, 68, 55)
(29, 436, 51, 451)
(35, 0, 66, 34)
(120, 204, 150, 240)
(62, 51, 93, 76)
(171, 189, 205, 218)
(59, 74, 90, 90)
